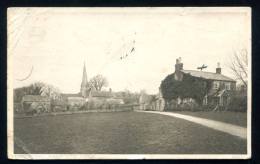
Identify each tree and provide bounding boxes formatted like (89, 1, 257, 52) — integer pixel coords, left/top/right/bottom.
(13, 82, 62, 102)
(40, 84, 62, 100)
(13, 82, 44, 102)
(89, 74, 108, 91)
(229, 49, 248, 88)
(28, 82, 45, 95)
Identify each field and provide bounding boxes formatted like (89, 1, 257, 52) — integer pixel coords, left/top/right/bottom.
(14, 111, 246, 154)
(174, 111, 247, 127)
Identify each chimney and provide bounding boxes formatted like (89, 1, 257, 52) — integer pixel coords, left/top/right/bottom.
(216, 62, 221, 74)
(175, 57, 183, 71)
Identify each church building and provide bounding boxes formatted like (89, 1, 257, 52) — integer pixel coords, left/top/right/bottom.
(80, 62, 90, 98)
(63, 61, 124, 110)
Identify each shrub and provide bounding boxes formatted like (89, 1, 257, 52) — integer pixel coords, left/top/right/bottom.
(228, 96, 247, 112)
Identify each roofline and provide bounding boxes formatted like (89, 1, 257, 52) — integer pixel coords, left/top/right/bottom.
(91, 96, 113, 97)
(22, 100, 50, 102)
(206, 79, 236, 82)
(180, 70, 236, 82)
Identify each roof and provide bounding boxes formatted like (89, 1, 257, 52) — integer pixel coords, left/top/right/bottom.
(208, 89, 229, 97)
(52, 99, 67, 106)
(67, 97, 85, 101)
(90, 91, 113, 98)
(22, 95, 50, 102)
(61, 93, 82, 98)
(181, 70, 235, 82)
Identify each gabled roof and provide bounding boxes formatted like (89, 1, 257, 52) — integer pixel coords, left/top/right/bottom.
(208, 89, 229, 97)
(52, 99, 67, 106)
(22, 95, 50, 102)
(67, 97, 85, 101)
(181, 70, 235, 82)
(61, 93, 82, 98)
(90, 91, 113, 98)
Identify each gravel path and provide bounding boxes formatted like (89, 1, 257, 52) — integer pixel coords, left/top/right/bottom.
(140, 111, 247, 139)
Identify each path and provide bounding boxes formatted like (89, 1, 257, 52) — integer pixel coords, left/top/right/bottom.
(139, 111, 247, 139)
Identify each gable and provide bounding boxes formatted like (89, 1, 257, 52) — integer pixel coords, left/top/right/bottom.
(90, 91, 113, 98)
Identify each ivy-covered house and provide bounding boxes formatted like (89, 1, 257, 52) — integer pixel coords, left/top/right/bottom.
(159, 57, 236, 111)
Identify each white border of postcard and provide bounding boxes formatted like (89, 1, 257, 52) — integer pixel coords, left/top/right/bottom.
(7, 7, 251, 159)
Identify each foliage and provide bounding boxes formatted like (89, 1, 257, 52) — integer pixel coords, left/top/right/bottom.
(14, 82, 62, 102)
(228, 48, 248, 87)
(89, 74, 108, 91)
(160, 73, 209, 105)
(228, 95, 247, 112)
(40, 84, 62, 100)
(114, 90, 140, 104)
(127, 92, 141, 104)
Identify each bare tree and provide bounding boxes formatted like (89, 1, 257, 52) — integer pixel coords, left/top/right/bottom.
(89, 74, 108, 91)
(40, 84, 62, 100)
(229, 49, 248, 87)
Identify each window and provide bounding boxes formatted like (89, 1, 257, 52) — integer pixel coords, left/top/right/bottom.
(225, 82, 231, 90)
(213, 81, 219, 89)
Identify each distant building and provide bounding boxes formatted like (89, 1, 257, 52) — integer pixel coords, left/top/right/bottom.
(139, 93, 159, 111)
(88, 90, 114, 100)
(61, 93, 85, 110)
(139, 89, 165, 111)
(153, 88, 165, 111)
(61, 62, 124, 110)
(21, 95, 51, 113)
(139, 93, 152, 110)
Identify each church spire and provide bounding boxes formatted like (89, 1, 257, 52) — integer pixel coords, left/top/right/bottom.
(80, 61, 88, 97)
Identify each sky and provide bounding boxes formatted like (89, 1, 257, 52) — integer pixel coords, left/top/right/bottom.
(8, 8, 251, 94)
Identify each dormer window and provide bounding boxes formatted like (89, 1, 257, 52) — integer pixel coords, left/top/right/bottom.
(213, 81, 219, 89)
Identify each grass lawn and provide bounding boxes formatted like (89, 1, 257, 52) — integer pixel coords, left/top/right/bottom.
(173, 111, 247, 127)
(14, 111, 246, 154)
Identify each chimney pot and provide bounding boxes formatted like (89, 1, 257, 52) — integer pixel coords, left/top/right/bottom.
(179, 57, 182, 63)
(216, 62, 221, 74)
(175, 57, 183, 72)
(217, 62, 220, 68)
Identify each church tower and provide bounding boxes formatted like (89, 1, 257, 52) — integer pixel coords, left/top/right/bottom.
(80, 61, 88, 97)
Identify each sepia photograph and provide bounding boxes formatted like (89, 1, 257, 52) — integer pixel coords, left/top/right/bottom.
(7, 7, 251, 159)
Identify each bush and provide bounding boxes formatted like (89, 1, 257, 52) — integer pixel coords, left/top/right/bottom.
(14, 103, 23, 113)
(228, 96, 247, 112)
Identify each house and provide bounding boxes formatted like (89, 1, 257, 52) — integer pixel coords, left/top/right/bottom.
(21, 95, 51, 113)
(139, 93, 157, 111)
(51, 99, 67, 112)
(61, 93, 85, 110)
(158, 57, 236, 111)
(88, 90, 113, 100)
(139, 93, 165, 111)
(153, 89, 165, 111)
(87, 89, 124, 109)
